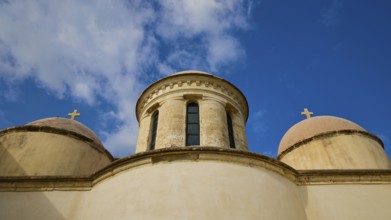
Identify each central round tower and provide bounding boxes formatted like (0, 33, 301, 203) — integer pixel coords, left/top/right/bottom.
(135, 70, 248, 152)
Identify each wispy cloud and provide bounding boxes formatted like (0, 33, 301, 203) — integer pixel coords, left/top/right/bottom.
(0, 83, 20, 102)
(0, 0, 253, 156)
(0, 109, 11, 128)
(321, 0, 342, 27)
(250, 109, 268, 138)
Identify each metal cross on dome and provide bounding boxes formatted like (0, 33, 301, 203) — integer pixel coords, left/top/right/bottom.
(301, 108, 313, 119)
(68, 109, 81, 120)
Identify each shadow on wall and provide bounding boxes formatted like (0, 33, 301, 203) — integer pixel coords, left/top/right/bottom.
(0, 143, 67, 219)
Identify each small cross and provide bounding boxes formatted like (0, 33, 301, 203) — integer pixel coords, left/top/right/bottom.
(301, 108, 313, 119)
(68, 109, 80, 120)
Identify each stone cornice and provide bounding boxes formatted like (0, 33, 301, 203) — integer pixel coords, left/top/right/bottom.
(0, 176, 92, 192)
(136, 72, 249, 122)
(296, 169, 391, 185)
(1, 147, 390, 191)
(91, 147, 298, 185)
(277, 130, 384, 160)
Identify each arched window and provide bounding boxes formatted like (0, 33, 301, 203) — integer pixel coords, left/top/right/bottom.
(227, 112, 235, 148)
(149, 111, 159, 150)
(186, 103, 200, 146)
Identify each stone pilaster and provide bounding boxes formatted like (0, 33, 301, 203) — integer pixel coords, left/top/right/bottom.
(135, 114, 152, 153)
(232, 111, 248, 150)
(200, 97, 229, 147)
(156, 98, 186, 148)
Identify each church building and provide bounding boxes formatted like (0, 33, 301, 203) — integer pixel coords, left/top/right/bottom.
(1, 70, 390, 219)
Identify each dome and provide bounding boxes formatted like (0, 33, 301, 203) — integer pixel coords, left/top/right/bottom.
(27, 117, 103, 147)
(278, 116, 365, 155)
(0, 117, 113, 176)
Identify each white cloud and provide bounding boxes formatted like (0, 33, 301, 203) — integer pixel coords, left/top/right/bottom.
(0, 0, 156, 157)
(0, 0, 252, 157)
(156, 0, 251, 73)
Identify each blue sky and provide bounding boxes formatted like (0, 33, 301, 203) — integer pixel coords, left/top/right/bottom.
(0, 0, 390, 158)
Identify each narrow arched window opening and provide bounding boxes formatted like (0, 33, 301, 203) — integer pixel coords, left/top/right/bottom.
(149, 111, 159, 150)
(186, 103, 200, 146)
(227, 112, 235, 148)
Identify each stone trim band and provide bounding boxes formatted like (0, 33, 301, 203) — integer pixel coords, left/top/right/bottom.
(1, 147, 390, 191)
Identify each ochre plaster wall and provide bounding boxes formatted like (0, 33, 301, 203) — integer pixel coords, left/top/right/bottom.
(1, 150, 391, 220)
(300, 184, 391, 220)
(0, 191, 87, 220)
(280, 134, 391, 169)
(81, 160, 307, 220)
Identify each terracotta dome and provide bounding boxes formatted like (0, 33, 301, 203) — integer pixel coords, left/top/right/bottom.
(27, 117, 103, 147)
(278, 116, 365, 155)
(0, 117, 113, 176)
